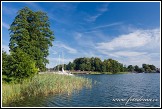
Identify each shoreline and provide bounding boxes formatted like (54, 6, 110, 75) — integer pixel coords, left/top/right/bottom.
(70, 71, 159, 75)
(70, 71, 130, 74)
(2, 74, 91, 106)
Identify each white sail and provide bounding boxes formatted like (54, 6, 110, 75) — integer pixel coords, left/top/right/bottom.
(62, 67, 65, 73)
(62, 51, 73, 75)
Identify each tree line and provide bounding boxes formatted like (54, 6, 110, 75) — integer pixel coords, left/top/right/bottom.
(53, 57, 160, 74)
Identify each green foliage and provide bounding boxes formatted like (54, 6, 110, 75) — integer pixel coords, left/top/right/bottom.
(9, 7, 54, 71)
(2, 50, 8, 75)
(142, 64, 157, 73)
(94, 57, 102, 71)
(10, 49, 38, 82)
(3, 7, 54, 83)
(62, 57, 127, 74)
(127, 64, 158, 73)
(61, 57, 159, 74)
(2, 50, 12, 82)
(127, 65, 134, 72)
(101, 61, 106, 72)
(134, 65, 139, 72)
(148, 64, 156, 71)
(2, 49, 38, 83)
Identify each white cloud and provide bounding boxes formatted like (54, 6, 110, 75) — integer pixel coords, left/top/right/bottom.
(85, 3, 109, 22)
(118, 53, 160, 68)
(2, 22, 10, 29)
(85, 13, 102, 22)
(82, 22, 122, 34)
(96, 28, 160, 67)
(88, 22, 122, 31)
(96, 29, 159, 51)
(54, 41, 77, 54)
(97, 3, 109, 12)
(60, 44, 77, 54)
(114, 51, 147, 57)
(74, 32, 95, 48)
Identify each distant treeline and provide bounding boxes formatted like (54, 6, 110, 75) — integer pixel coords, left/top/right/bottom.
(53, 57, 160, 74)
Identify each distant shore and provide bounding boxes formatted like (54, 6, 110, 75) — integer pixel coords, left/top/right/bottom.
(70, 71, 129, 74)
(70, 71, 160, 75)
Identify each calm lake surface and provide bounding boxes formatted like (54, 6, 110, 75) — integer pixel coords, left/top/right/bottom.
(17, 73, 160, 107)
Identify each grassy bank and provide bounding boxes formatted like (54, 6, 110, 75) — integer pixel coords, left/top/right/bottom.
(2, 74, 92, 106)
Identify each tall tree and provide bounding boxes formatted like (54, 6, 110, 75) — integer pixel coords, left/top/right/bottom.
(127, 65, 134, 72)
(101, 60, 106, 72)
(94, 57, 102, 72)
(9, 7, 54, 71)
(90, 57, 95, 71)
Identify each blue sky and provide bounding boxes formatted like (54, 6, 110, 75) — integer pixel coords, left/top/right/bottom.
(2, 2, 160, 68)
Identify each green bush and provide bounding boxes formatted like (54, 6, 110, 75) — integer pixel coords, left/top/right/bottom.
(2, 49, 38, 83)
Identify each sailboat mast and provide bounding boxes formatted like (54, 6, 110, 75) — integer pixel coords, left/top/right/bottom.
(58, 54, 60, 71)
(62, 51, 64, 69)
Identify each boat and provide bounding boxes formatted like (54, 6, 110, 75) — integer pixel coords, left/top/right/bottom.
(53, 51, 74, 76)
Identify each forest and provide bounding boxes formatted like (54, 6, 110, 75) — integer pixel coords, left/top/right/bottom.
(53, 57, 160, 74)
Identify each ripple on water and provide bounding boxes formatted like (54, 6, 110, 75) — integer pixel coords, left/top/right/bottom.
(19, 73, 160, 107)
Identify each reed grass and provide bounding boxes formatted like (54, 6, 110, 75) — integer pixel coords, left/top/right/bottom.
(2, 74, 92, 106)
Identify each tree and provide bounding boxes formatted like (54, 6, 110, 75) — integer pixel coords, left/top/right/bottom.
(2, 49, 38, 83)
(134, 65, 139, 73)
(123, 65, 128, 72)
(73, 58, 81, 70)
(94, 57, 102, 71)
(90, 57, 95, 71)
(9, 7, 54, 71)
(138, 68, 145, 73)
(2, 50, 11, 82)
(127, 65, 134, 72)
(2, 50, 8, 74)
(80, 63, 86, 71)
(66, 62, 75, 71)
(101, 61, 106, 72)
(86, 62, 91, 71)
(110, 60, 120, 73)
(119, 63, 124, 72)
(148, 65, 156, 71)
(142, 64, 156, 73)
(142, 64, 147, 72)
(11, 49, 38, 82)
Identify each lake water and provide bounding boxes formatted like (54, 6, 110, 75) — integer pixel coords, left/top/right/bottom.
(15, 73, 160, 107)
